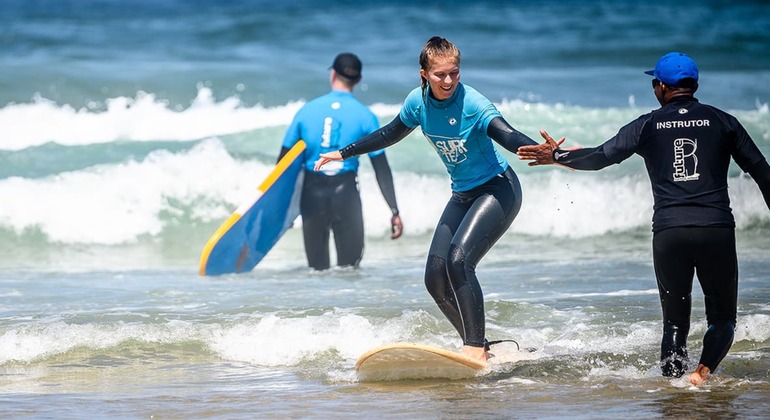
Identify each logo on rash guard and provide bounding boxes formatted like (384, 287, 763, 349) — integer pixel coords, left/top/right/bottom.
(433, 138, 468, 164)
(321, 117, 333, 148)
(673, 138, 699, 182)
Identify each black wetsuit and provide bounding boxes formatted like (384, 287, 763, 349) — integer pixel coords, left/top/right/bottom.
(552, 95, 770, 376)
(341, 115, 535, 347)
(300, 170, 364, 269)
(424, 166, 522, 347)
(277, 150, 398, 270)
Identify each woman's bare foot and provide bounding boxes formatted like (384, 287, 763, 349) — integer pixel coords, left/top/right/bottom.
(689, 363, 710, 386)
(460, 345, 489, 362)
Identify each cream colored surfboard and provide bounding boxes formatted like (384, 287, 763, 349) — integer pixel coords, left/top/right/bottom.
(355, 343, 487, 381)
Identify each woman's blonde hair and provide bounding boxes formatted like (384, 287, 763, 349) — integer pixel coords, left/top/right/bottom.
(419, 36, 461, 99)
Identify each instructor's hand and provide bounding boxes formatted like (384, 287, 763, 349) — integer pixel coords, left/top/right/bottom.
(314, 151, 343, 171)
(517, 129, 564, 166)
(390, 214, 403, 240)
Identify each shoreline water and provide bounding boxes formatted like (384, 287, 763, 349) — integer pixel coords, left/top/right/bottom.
(2, 0, 770, 418)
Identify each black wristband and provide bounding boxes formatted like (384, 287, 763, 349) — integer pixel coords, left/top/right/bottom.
(552, 148, 568, 162)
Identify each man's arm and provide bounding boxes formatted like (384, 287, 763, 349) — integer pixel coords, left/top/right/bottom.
(747, 159, 770, 210)
(277, 146, 291, 163)
(517, 130, 614, 170)
(550, 145, 615, 171)
(370, 153, 403, 239)
(519, 116, 648, 170)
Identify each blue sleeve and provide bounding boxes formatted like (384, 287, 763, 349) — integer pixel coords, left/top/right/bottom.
(398, 88, 423, 129)
(282, 111, 303, 149)
(476, 96, 502, 134)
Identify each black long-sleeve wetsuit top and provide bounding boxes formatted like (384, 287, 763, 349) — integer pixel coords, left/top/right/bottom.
(551, 95, 770, 232)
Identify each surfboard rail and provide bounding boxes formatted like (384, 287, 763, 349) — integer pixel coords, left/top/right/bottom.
(198, 140, 306, 276)
(355, 343, 487, 381)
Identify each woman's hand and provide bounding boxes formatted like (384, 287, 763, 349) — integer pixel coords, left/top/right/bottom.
(314, 151, 343, 171)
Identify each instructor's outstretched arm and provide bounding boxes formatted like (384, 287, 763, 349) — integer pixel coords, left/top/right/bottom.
(519, 129, 614, 171)
(516, 130, 563, 166)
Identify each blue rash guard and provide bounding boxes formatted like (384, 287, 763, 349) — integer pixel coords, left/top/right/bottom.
(399, 84, 509, 192)
(280, 89, 400, 270)
(282, 90, 383, 175)
(336, 82, 532, 348)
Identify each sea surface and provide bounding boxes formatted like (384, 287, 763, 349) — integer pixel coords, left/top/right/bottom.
(1, 0, 769, 418)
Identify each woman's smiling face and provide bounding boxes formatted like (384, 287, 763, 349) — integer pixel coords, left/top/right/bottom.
(421, 56, 460, 101)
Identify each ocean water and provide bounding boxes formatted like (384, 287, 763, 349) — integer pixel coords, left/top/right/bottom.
(1, 0, 770, 418)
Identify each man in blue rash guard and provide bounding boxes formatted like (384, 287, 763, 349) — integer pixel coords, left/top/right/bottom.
(518, 52, 770, 386)
(279, 52, 403, 271)
(315, 37, 554, 363)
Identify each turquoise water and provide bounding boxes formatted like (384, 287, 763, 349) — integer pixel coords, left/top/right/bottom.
(1, 0, 769, 418)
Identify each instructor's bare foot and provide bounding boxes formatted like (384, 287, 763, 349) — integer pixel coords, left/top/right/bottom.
(461, 345, 489, 363)
(689, 364, 710, 386)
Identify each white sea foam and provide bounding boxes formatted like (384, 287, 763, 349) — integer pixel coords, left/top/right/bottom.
(0, 89, 767, 244)
(211, 310, 414, 366)
(0, 88, 304, 151)
(3, 88, 765, 152)
(0, 89, 404, 152)
(734, 314, 770, 343)
(2, 305, 767, 369)
(0, 137, 766, 245)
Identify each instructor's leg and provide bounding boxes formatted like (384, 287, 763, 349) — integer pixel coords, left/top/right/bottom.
(690, 227, 737, 385)
(653, 228, 695, 378)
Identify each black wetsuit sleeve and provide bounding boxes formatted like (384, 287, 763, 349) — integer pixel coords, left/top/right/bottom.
(339, 116, 415, 159)
(554, 115, 648, 170)
(747, 158, 770, 211)
(369, 153, 400, 216)
(552, 146, 615, 170)
(277, 146, 291, 164)
(486, 116, 537, 153)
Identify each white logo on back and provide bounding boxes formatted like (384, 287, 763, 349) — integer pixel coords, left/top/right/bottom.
(673, 138, 699, 181)
(321, 117, 333, 148)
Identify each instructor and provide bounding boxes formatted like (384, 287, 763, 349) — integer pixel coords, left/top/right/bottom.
(518, 52, 770, 385)
(280, 53, 403, 270)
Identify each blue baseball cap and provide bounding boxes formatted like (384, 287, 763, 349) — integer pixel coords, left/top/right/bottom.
(645, 52, 699, 87)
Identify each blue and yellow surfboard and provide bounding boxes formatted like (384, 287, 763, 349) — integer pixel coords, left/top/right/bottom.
(199, 140, 306, 276)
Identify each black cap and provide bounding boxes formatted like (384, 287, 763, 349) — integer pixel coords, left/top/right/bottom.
(331, 53, 362, 81)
